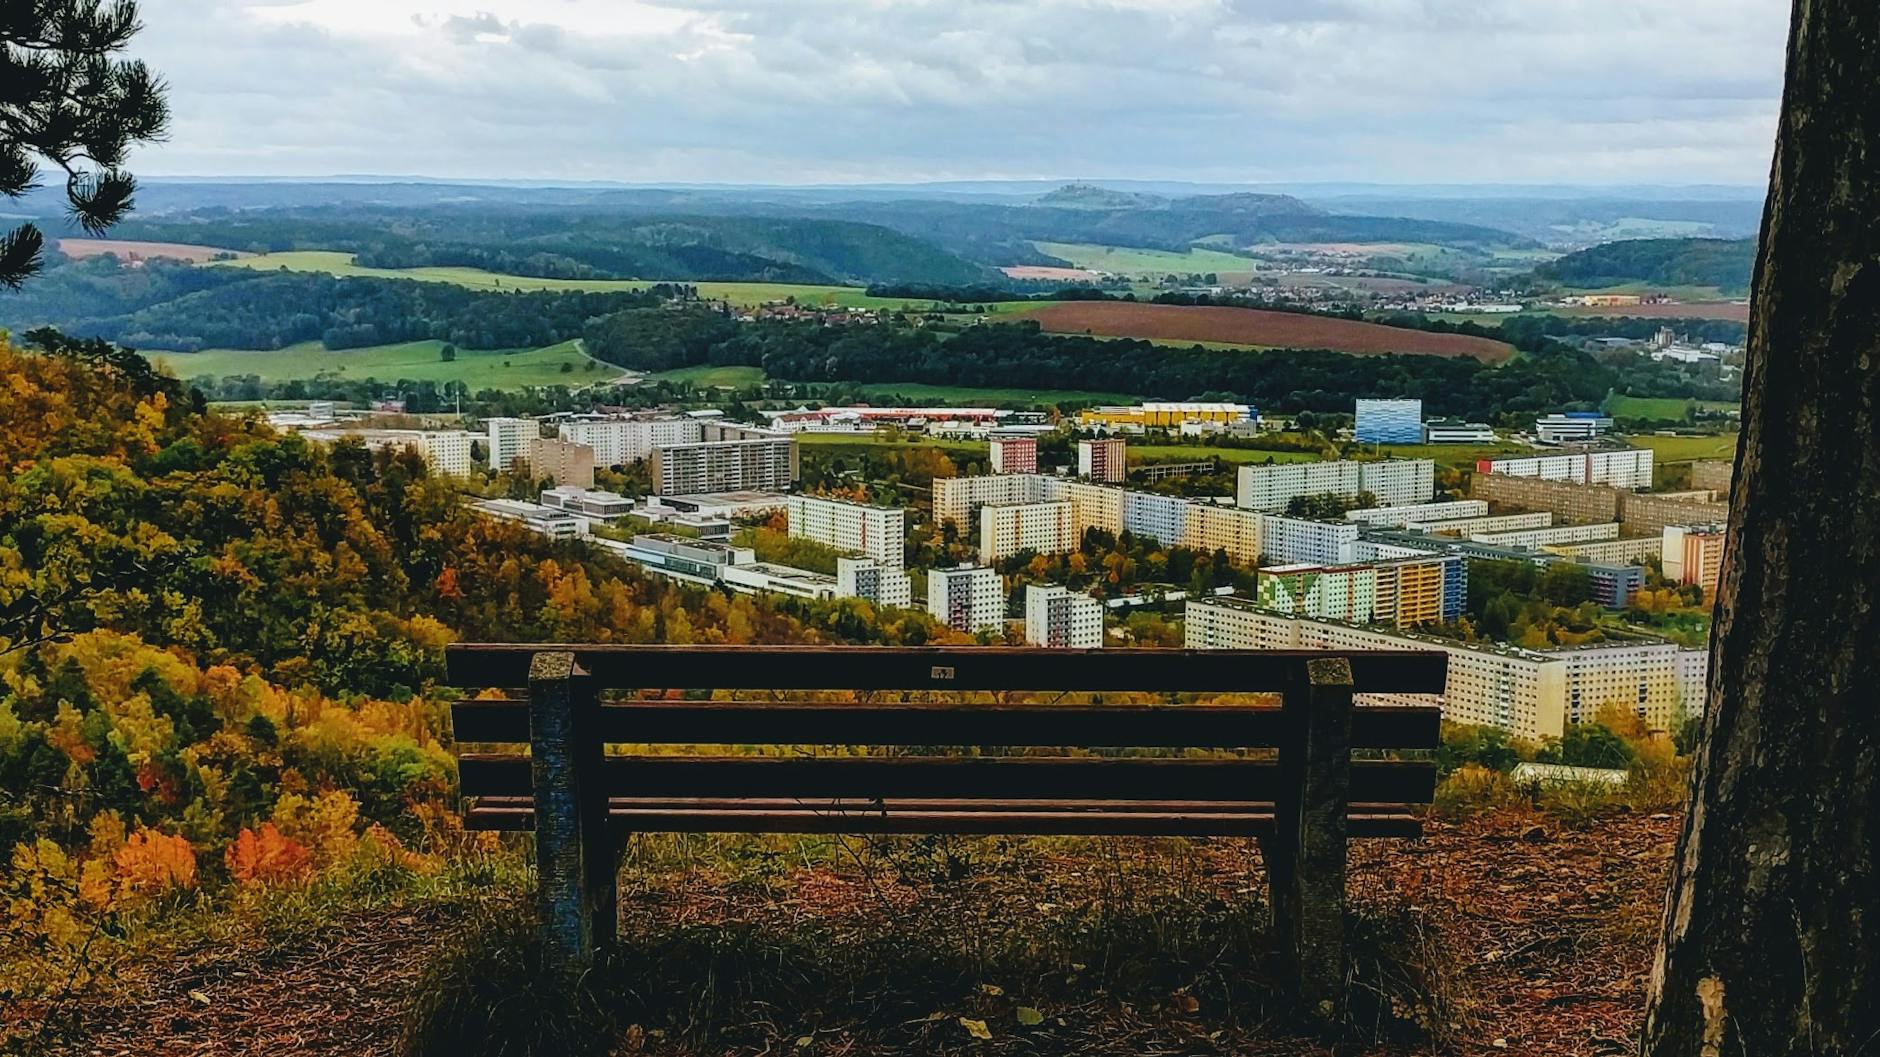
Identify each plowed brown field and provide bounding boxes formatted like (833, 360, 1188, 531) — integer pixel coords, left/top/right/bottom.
(1025, 301, 1514, 361)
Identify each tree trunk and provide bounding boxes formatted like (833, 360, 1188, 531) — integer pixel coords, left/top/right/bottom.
(1642, 3, 1880, 1054)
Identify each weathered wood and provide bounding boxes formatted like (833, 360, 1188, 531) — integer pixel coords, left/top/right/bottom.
(446, 644, 1447, 694)
(527, 652, 611, 974)
(1643, 3, 1880, 1053)
(449, 698, 1442, 749)
(1285, 657, 1354, 1018)
(457, 753, 1435, 804)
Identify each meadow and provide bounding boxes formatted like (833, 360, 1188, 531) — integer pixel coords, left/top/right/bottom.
(155, 338, 611, 388)
(1605, 394, 1741, 421)
(1628, 432, 1742, 463)
(1032, 241, 1260, 277)
(1017, 301, 1515, 361)
(208, 251, 912, 308)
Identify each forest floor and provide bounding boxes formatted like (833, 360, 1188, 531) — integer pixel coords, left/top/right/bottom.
(8, 809, 1678, 1057)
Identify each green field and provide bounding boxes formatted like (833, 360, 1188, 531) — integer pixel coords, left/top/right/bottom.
(1129, 445, 1321, 465)
(1355, 442, 1534, 467)
(1605, 394, 1741, 421)
(155, 339, 610, 388)
(1033, 242, 1259, 277)
(208, 251, 910, 308)
(1627, 432, 1741, 463)
(647, 365, 768, 388)
(795, 432, 990, 457)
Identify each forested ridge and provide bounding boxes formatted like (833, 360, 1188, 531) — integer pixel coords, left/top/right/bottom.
(0, 334, 953, 995)
(1528, 237, 1757, 294)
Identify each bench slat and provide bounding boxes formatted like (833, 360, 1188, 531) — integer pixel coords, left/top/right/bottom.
(462, 799, 1423, 838)
(456, 754, 1436, 804)
(449, 700, 1440, 749)
(445, 644, 1447, 694)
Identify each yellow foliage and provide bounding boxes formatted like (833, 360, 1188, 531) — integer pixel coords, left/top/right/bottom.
(271, 790, 360, 867)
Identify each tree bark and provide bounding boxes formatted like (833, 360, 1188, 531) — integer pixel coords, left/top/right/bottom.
(1642, 3, 1880, 1054)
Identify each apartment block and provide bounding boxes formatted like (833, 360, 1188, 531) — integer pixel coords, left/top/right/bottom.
(787, 494, 905, 568)
(1478, 448, 1654, 490)
(988, 434, 1038, 474)
(527, 437, 596, 488)
(1346, 500, 1488, 528)
(1354, 398, 1423, 444)
(486, 417, 538, 472)
(1120, 489, 1190, 547)
(836, 557, 913, 609)
(1415, 512, 1554, 536)
(1184, 598, 1706, 739)
(1259, 515, 1361, 565)
(1584, 563, 1645, 610)
(1620, 493, 1731, 535)
(980, 501, 1077, 564)
(1373, 555, 1457, 627)
(1237, 459, 1434, 512)
(649, 427, 798, 495)
(1181, 503, 1264, 565)
(1542, 537, 1666, 565)
(1662, 525, 1727, 592)
(1471, 522, 1622, 549)
(558, 416, 699, 466)
(1024, 584, 1105, 649)
(304, 428, 479, 477)
(928, 566, 1005, 635)
(1255, 563, 1378, 623)
(933, 474, 1046, 528)
(1050, 479, 1125, 537)
(1077, 438, 1127, 483)
(1690, 459, 1735, 494)
(1471, 472, 1622, 525)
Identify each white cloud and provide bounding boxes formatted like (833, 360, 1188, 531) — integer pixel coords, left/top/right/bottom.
(130, 0, 1790, 184)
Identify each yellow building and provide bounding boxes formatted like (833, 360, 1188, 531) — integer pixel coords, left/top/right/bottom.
(1079, 401, 1252, 428)
(1181, 503, 1263, 564)
(1374, 557, 1446, 628)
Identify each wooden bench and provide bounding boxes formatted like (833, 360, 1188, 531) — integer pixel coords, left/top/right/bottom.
(443, 644, 1446, 1012)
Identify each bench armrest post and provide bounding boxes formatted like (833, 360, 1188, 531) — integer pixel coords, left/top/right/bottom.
(1275, 656, 1354, 1019)
(529, 651, 614, 974)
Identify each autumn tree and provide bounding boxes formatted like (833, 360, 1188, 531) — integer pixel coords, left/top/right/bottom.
(1643, 3, 1880, 1052)
(1, 0, 169, 287)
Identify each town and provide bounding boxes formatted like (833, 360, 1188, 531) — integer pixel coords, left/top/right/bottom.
(268, 392, 1729, 747)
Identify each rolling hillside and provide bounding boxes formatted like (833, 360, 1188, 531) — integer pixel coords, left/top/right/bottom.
(1528, 238, 1757, 295)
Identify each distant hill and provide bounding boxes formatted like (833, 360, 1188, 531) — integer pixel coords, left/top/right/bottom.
(1528, 238, 1757, 294)
(101, 209, 994, 287)
(1032, 183, 1167, 210)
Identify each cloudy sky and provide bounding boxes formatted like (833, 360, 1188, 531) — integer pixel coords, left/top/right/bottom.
(132, 0, 1791, 186)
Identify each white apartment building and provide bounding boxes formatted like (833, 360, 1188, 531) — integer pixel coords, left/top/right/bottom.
(1184, 598, 1707, 740)
(558, 417, 698, 467)
(1542, 537, 1667, 565)
(650, 429, 798, 495)
(787, 494, 906, 568)
(1024, 585, 1105, 649)
(1236, 459, 1434, 512)
(1255, 563, 1378, 624)
(1481, 449, 1654, 490)
(1259, 515, 1361, 565)
(302, 428, 479, 477)
(1414, 512, 1554, 536)
(1049, 478, 1126, 537)
(486, 417, 539, 472)
(933, 474, 1047, 528)
(1078, 438, 1127, 483)
(988, 434, 1038, 474)
(1346, 500, 1488, 528)
(1120, 489, 1190, 547)
(1471, 522, 1622, 549)
(980, 501, 1077, 564)
(836, 557, 913, 609)
(928, 566, 1005, 635)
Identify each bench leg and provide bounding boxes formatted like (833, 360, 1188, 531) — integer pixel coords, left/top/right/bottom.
(1274, 657, 1354, 1019)
(529, 651, 614, 974)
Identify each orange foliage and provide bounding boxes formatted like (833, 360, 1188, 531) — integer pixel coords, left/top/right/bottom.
(225, 823, 313, 884)
(113, 828, 198, 899)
